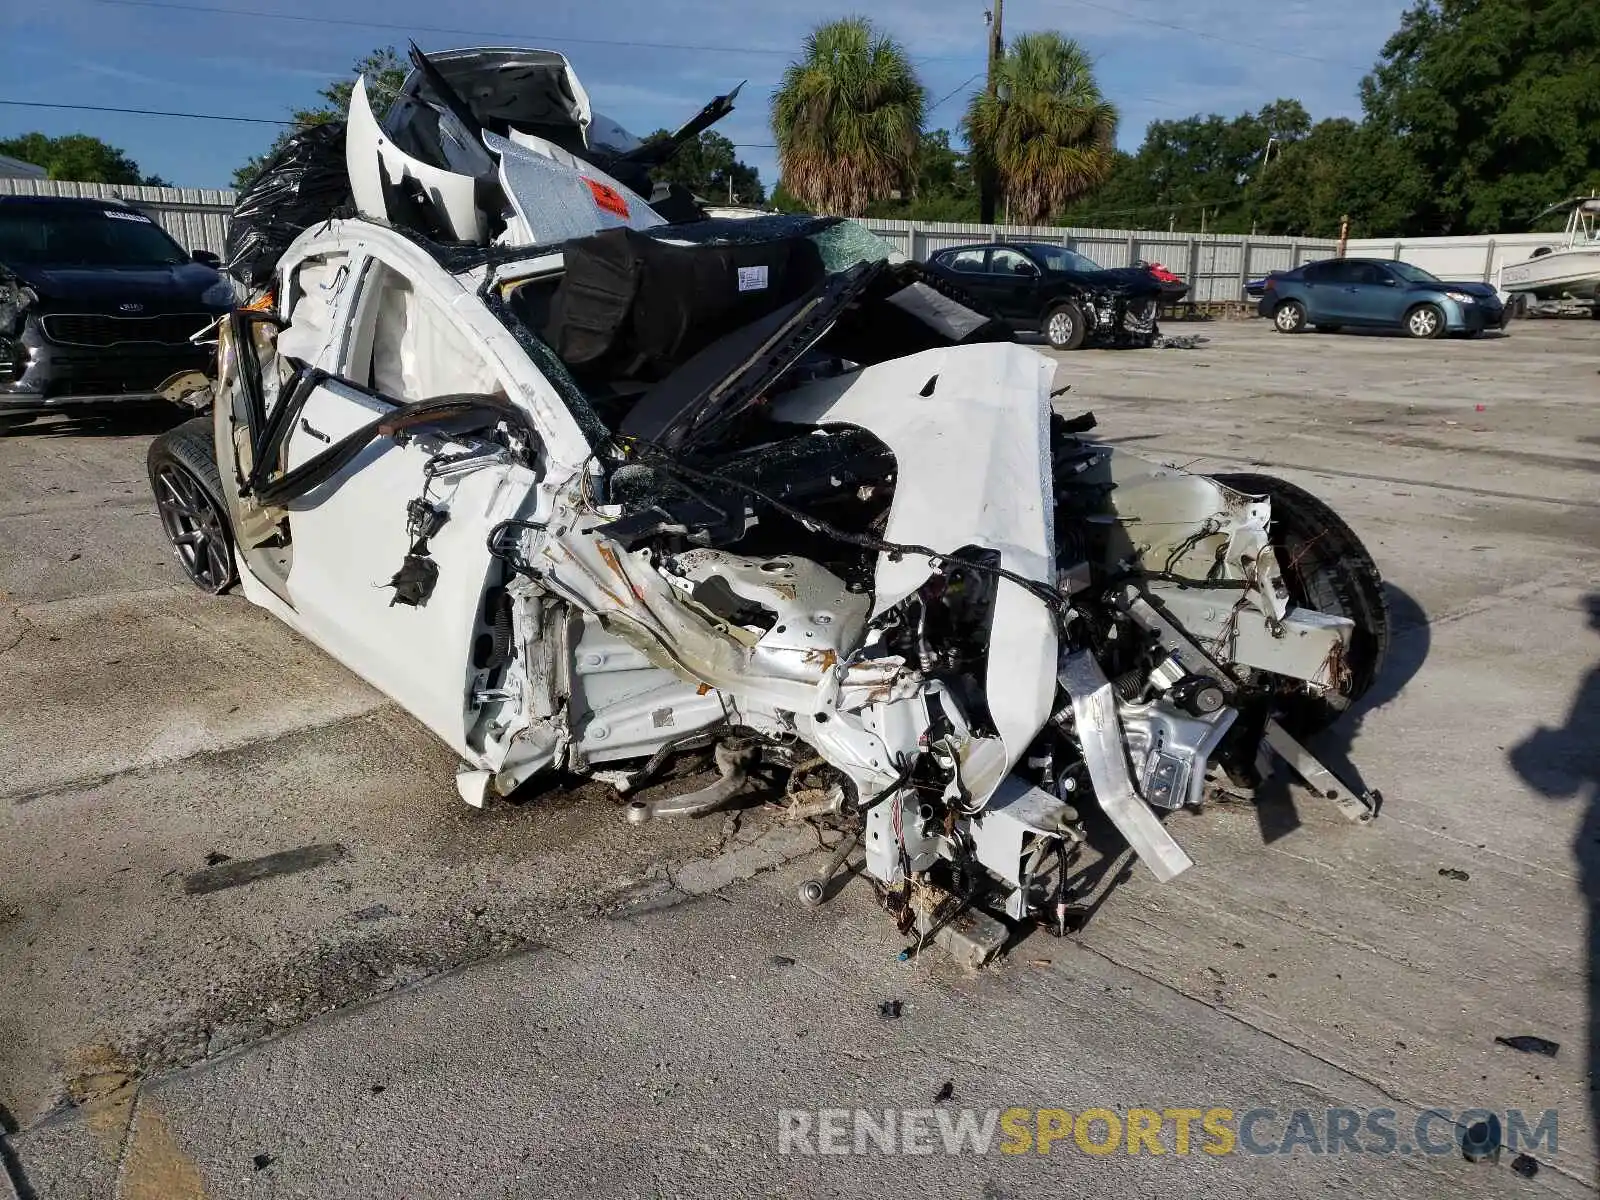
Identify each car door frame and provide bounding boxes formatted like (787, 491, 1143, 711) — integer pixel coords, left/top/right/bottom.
(1358, 261, 1410, 326)
(935, 245, 1003, 311)
(1298, 260, 1349, 323)
(221, 221, 595, 764)
(984, 246, 1044, 325)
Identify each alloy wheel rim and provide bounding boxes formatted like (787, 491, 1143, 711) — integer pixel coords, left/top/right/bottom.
(1276, 306, 1300, 331)
(154, 464, 230, 590)
(1049, 311, 1074, 344)
(1410, 309, 1437, 336)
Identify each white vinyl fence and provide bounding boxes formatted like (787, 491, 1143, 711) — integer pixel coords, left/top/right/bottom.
(3, 178, 1348, 301)
(1345, 233, 1568, 296)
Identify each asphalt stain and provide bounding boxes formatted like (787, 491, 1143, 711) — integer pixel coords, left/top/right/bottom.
(183, 843, 346, 895)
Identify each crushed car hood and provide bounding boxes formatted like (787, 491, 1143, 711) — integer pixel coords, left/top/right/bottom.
(1048, 266, 1165, 296)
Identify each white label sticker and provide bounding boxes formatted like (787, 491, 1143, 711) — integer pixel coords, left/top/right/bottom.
(737, 265, 769, 292)
(104, 209, 152, 223)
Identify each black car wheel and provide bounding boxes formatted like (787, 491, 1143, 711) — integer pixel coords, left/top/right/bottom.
(1043, 302, 1087, 351)
(1272, 300, 1307, 333)
(148, 415, 237, 594)
(1404, 303, 1445, 339)
(1211, 472, 1390, 735)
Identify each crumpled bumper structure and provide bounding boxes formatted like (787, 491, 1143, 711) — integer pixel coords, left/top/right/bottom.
(168, 43, 1390, 963)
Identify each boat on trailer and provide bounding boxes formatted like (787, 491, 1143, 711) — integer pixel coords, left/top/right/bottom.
(1499, 196, 1600, 309)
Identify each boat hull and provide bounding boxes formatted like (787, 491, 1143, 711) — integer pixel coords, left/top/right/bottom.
(1500, 248, 1600, 300)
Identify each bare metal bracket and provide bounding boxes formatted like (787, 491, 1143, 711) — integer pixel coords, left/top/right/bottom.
(1059, 651, 1194, 883)
(624, 741, 756, 824)
(1260, 718, 1379, 824)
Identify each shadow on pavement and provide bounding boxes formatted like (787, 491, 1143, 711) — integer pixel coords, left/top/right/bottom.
(0, 404, 189, 439)
(1509, 592, 1600, 1154)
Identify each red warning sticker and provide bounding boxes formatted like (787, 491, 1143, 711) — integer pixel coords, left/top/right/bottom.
(584, 178, 630, 218)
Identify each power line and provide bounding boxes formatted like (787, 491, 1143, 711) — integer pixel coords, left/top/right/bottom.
(929, 72, 983, 114)
(1061, 0, 1371, 71)
(82, 0, 975, 60)
(0, 99, 291, 125)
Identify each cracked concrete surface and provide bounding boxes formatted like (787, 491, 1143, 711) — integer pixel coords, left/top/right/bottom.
(2, 319, 1598, 1197)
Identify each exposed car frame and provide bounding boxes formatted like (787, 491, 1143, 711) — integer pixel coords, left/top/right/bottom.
(147, 47, 1390, 957)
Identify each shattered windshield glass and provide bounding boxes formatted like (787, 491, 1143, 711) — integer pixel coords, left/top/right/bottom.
(650, 215, 899, 273)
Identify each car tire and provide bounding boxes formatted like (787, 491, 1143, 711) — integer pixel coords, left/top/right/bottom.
(148, 415, 237, 594)
(1210, 472, 1390, 735)
(1272, 300, 1307, 333)
(1404, 303, 1445, 339)
(1313, 324, 1342, 333)
(1043, 302, 1087, 351)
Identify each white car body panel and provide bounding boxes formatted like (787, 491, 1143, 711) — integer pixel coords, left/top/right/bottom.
(173, 46, 1386, 943)
(771, 342, 1059, 799)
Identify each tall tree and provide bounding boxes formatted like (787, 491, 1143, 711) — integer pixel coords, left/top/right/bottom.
(1061, 100, 1310, 231)
(0, 133, 168, 186)
(865, 129, 979, 221)
(647, 130, 765, 205)
(770, 17, 925, 216)
(232, 47, 407, 190)
(963, 32, 1116, 224)
(1361, 0, 1600, 233)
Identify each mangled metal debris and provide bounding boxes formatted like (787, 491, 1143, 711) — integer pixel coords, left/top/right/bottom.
(148, 45, 1391, 960)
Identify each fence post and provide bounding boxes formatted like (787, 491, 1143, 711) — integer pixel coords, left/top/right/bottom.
(906, 220, 920, 262)
(1125, 232, 1136, 268)
(1185, 235, 1200, 291)
(1483, 238, 1496, 283)
(1289, 239, 1300, 267)
(1238, 238, 1251, 301)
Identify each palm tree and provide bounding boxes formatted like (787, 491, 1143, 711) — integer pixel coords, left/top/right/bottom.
(963, 32, 1117, 224)
(771, 18, 926, 216)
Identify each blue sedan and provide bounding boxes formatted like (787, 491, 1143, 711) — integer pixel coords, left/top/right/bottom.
(1257, 257, 1508, 338)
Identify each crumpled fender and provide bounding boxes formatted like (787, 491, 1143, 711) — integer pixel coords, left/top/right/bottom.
(770, 341, 1059, 800)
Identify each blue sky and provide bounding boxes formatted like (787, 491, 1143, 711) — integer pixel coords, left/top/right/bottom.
(2, 0, 1411, 190)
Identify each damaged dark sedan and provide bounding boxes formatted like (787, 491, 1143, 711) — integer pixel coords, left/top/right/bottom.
(925, 241, 1166, 350)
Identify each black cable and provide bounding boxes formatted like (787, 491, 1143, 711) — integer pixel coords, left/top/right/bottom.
(486, 518, 548, 578)
(0, 99, 290, 125)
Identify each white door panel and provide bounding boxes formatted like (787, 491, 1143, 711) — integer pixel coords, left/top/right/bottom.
(282, 385, 538, 759)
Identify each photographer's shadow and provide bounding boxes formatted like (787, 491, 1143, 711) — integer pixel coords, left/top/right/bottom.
(1509, 593, 1600, 1153)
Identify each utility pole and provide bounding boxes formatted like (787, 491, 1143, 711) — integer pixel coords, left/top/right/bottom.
(979, 0, 1004, 225)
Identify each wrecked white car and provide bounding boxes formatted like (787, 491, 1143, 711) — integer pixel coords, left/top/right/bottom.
(148, 46, 1389, 947)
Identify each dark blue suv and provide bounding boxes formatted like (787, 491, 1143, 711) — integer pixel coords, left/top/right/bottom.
(0, 197, 235, 428)
(1258, 257, 1507, 338)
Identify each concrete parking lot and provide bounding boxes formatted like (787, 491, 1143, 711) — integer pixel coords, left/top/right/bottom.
(2, 316, 1597, 1198)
